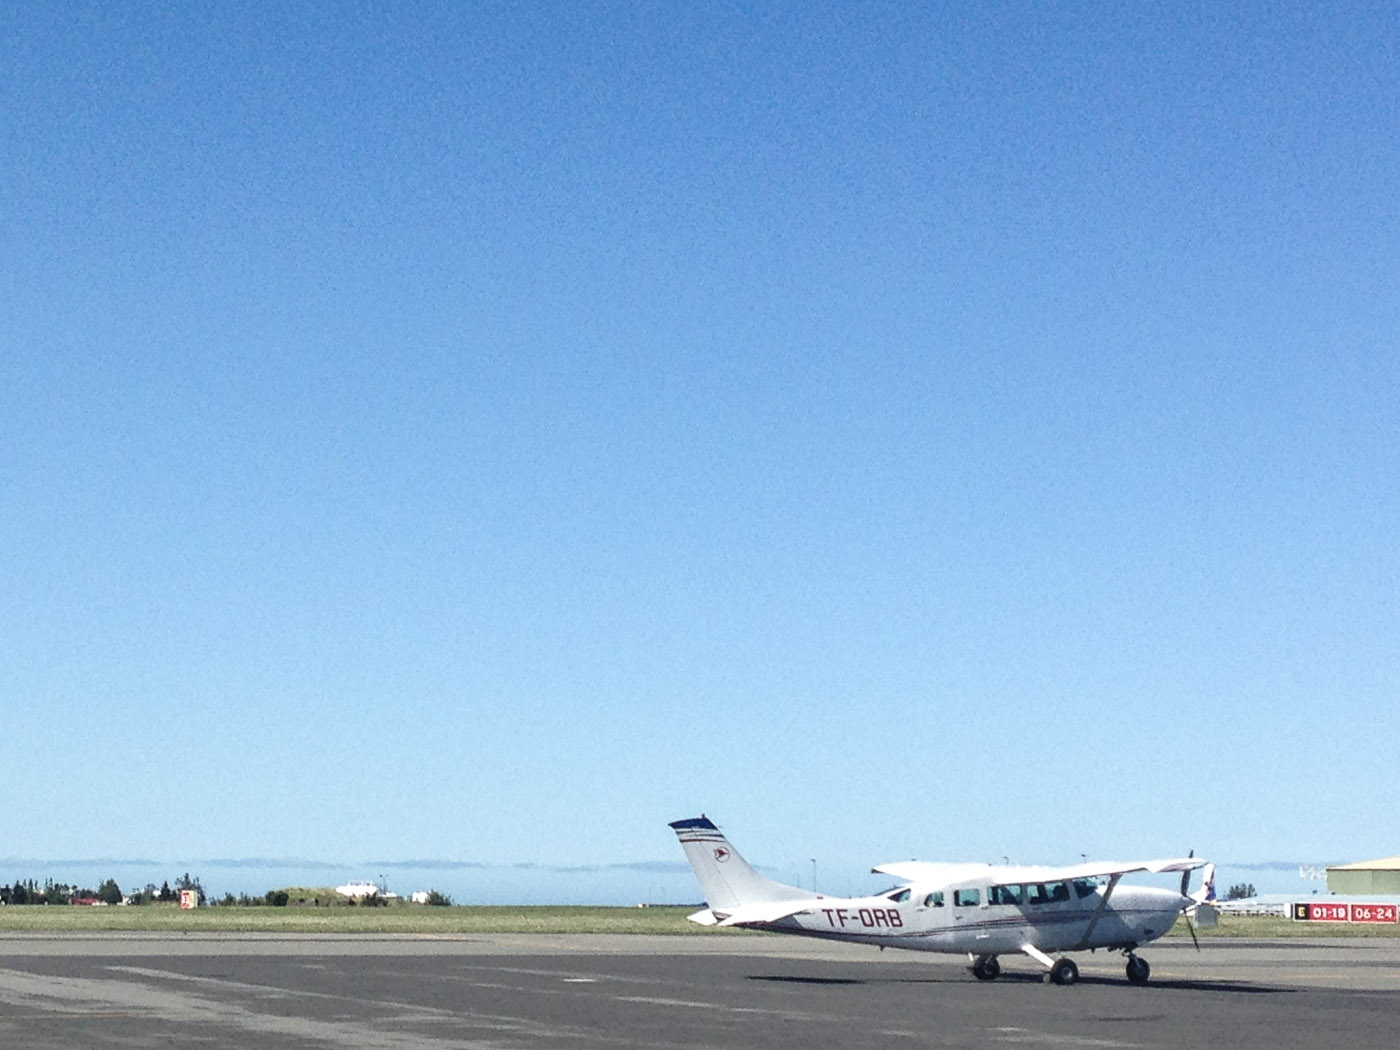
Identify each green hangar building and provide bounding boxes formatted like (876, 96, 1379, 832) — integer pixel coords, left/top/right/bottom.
(1326, 857, 1400, 895)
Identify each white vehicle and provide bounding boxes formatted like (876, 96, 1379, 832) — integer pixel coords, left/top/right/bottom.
(670, 815, 1216, 985)
(334, 881, 381, 899)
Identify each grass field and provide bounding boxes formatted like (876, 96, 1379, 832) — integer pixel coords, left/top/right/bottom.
(0, 904, 718, 935)
(0, 904, 1395, 938)
(1171, 913, 1400, 939)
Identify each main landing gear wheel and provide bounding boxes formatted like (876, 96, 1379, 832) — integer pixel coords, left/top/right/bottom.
(1049, 958, 1079, 986)
(1125, 955, 1150, 985)
(971, 956, 1001, 981)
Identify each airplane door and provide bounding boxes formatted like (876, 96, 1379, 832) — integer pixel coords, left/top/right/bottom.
(951, 886, 983, 923)
(916, 890, 948, 932)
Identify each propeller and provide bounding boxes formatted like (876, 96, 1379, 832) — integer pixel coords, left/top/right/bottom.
(1180, 850, 1201, 950)
(1183, 909, 1201, 950)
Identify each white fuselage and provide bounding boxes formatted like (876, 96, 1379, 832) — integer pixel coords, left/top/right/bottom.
(762, 880, 1189, 956)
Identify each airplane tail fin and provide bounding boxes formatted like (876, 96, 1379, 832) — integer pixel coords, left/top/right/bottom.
(1190, 862, 1216, 904)
(1184, 862, 1218, 931)
(669, 816, 812, 913)
(1179, 853, 1216, 903)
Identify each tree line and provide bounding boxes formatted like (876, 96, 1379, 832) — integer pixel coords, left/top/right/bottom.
(2, 875, 454, 907)
(2, 874, 205, 906)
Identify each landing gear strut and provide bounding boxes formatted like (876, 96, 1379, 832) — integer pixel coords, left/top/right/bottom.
(970, 955, 1001, 981)
(1125, 954, 1150, 985)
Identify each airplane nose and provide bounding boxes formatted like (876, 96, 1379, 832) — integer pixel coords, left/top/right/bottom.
(1116, 887, 1190, 939)
(1147, 887, 1189, 909)
(1156, 888, 1193, 915)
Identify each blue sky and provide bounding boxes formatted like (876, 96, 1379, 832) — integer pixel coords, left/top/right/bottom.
(3, 2, 1396, 902)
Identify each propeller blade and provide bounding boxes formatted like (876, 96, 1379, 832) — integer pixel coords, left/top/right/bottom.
(1180, 849, 1194, 897)
(1185, 910, 1200, 950)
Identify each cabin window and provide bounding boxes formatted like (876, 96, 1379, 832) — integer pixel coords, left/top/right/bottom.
(1028, 881, 1069, 905)
(1073, 878, 1099, 899)
(887, 888, 911, 903)
(923, 891, 944, 908)
(953, 888, 980, 907)
(989, 883, 1023, 906)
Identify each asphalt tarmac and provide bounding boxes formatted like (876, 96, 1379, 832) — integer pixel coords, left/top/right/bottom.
(2, 933, 1398, 1049)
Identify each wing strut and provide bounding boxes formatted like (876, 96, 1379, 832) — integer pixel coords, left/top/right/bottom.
(1074, 872, 1123, 951)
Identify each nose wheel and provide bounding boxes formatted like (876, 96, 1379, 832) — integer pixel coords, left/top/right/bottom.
(1125, 954, 1150, 984)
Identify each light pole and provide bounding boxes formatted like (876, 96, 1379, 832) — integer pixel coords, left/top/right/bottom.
(810, 859, 817, 893)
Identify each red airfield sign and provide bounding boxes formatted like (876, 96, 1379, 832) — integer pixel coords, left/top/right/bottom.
(1292, 901, 1398, 923)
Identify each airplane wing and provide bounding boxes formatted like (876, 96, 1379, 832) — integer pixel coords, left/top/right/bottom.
(1050, 858, 1209, 880)
(872, 861, 992, 883)
(687, 899, 823, 927)
(871, 858, 1208, 884)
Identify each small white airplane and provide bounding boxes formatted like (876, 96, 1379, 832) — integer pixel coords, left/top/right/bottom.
(670, 816, 1216, 985)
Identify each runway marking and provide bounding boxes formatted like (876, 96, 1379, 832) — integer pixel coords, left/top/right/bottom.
(475, 964, 635, 982)
(389, 964, 841, 1025)
(0, 968, 488, 1049)
(990, 1027, 1144, 1048)
(9, 964, 715, 1049)
(615, 995, 737, 1009)
(97, 962, 748, 1048)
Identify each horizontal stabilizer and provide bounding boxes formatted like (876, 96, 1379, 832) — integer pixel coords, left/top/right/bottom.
(711, 899, 820, 927)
